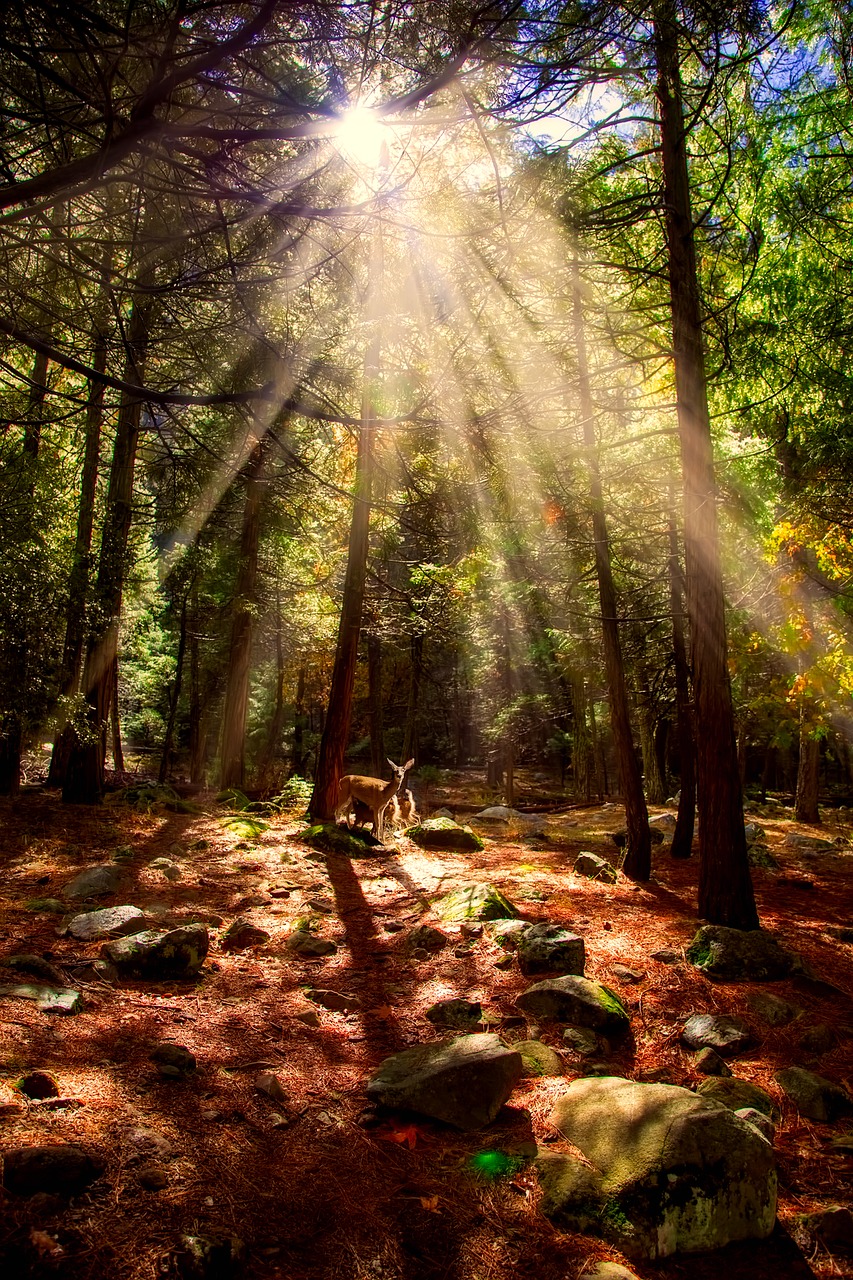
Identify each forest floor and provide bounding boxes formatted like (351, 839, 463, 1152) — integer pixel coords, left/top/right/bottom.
(0, 771, 851, 1280)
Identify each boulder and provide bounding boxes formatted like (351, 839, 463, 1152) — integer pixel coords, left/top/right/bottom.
(650, 813, 677, 831)
(696, 1077, 779, 1121)
(746, 990, 801, 1027)
(426, 998, 482, 1029)
(538, 1076, 777, 1259)
(102, 924, 208, 978)
(573, 852, 618, 884)
(517, 924, 585, 977)
(62, 864, 122, 899)
(516, 976, 629, 1035)
(650, 947, 681, 964)
(67, 905, 146, 941)
(686, 926, 796, 981)
(784, 833, 835, 852)
(774, 1067, 853, 1122)
(2, 1144, 105, 1197)
(408, 819, 484, 852)
(432, 883, 518, 922)
(288, 930, 337, 957)
(301, 823, 381, 857)
(681, 1014, 752, 1057)
(579, 1265, 640, 1280)
(366, 1033, 523, 1130)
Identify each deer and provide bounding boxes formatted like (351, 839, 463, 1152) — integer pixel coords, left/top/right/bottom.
(335, 758, 414, 843)
(396, 789, 418, 828)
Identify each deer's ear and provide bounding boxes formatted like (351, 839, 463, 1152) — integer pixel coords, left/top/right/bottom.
(387, 758, 396, 769)
(404, 759, 414, 771)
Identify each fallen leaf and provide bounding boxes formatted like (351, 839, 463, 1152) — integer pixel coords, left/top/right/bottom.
(372, 1005, 394, 1019)
(382, 1124, 420, 1149)
(419, 1195, 440, 1213)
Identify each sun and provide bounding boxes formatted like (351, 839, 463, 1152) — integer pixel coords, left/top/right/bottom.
(333, 105, 388, 171)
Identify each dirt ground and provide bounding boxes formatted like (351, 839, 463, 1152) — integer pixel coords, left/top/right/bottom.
(0, 772, 851, 1280)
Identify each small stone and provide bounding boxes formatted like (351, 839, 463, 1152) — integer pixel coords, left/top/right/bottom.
(67, 904, 146, 941)
(562, 1027, 601, 1057)
(774, 1066, 853, 1122)
(514, 1039, 563, 1077)
(798, 1206, 853, 1252)
(610, 964, 643, 984)
(696, 1077, 780, 1120)
(798, 1023, 835, 1055)
(460, 924, 483, 939)
(650, 947, 680, 964)
(493, 953, 514, 970)
(175, 1231, 245, 1280)
(125, 1127, 173, 1161)
(694, 1047, 732, 1077)
(432, 882, 517, 921)
(573, 852, 618, 884)
(255, 1071, 288, 1104)
(406, 924, 448, 954)
(383, 920, 404, 933)
(148, 857, 182, 881)
(307, 989, 361, 1013)
(150, 1043, 196, 1076)
(426, 998, 482, 1029)
(734, 1107, 775, 1143)
(221, 919, 271, 951)
(681, 1014, 752, 1057)
(288, 931, 337, 958)
(16, 1071, 59, 1100)
(137, 1161, 168, 1190)
(746, 990, 801, 1027)
(103, 924, 209, 978)
(62, 865, 122, 899)
(292, 1005, 320, 1027)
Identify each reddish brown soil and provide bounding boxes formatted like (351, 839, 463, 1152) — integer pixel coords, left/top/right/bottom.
(0, 777, 851, 1280)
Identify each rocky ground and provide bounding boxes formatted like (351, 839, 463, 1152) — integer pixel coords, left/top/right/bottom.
(0, 775, 851, 1280)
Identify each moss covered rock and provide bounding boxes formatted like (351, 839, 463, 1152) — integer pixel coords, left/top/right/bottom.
(686, 926, 796, 981)
(517, 976, 629, 1035)
(301, 823, 380, 858)
(408, 818, 484, 852)
(102, 924, 208, 978)
(696, 1077, 780, 1121)
(432, 882, 518, 922)
(539, 1076, 777, 1259)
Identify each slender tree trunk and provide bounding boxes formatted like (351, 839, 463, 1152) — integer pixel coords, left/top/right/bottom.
(402, 633, 423, 766)
(219, 435, 269, 790)
(292, 663, 307, 776)
(63, 281, 151, 804)
(795, 717, 820, 823)
(655, 2, 757, 925)
(367, 631, 385, 775)
(110, 658, 124, 773)
(188, 582, 207, 787)
(573, 674, 594, 803)
(159, 596, 187, 784)
(668, 511, 696, 857)
(310, 225, 383, 820)
(256, 596, 286, 787)
(573, 258, 650, 879)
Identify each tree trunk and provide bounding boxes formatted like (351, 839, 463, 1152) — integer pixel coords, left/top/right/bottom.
(655, 1, 757, 925)
(219, 436, 269, 790)
(110, 657, 124, 773)
(367, 631, 385, 776)
(668, 511, 697, 857)
(795, 721, 820, 823)
(48, 269, 110, 787)
(402, 633, 423, 766)
(292, 664, 308, 776)
(256, 595, 286, 787)
(63, 280, 151, 804)
(573, 259, 650, 879)
(159, 596, 188, 784)
(310, 224, 383, 820)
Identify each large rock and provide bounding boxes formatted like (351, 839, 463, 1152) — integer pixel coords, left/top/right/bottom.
(573, 852, 617, 884)
(426, 998, 482, 1030)
(67, 905, 146, 941)
(686, 926, 796, 981)
(62, 864, 122, 899)
(0, 983, 82, 1014)
(538, 1076, 777, 1259)
(784, 833, 835, 852)
(516, 976, 629, 1035)
(102, 924, 208, 977)
(696, 1077, 779, 1121)
(681, 1014, 752, 1057)
(432, 883, 518, 922)
(774, 1067, 853, 1122)
(366, 1033, 523, 1130)
(3, 1144, 105, 1196)
(517, 923, 585, 977)
(408, 819, 484, 852)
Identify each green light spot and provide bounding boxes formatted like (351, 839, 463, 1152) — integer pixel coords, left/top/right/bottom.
(469, 1150, 514, 1180)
